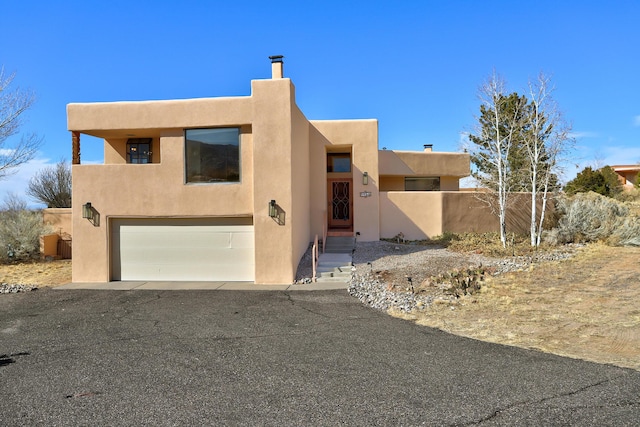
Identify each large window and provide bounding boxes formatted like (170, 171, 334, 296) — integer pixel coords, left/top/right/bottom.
(127, 138, 152, 164)
(405, 177, 440, 191)
(185, 128, 240, 183)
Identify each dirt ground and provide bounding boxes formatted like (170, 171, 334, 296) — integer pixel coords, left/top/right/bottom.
(2, 245, 639, 371)
(0, 259, 72, 287)
(392, 244, 640, 371)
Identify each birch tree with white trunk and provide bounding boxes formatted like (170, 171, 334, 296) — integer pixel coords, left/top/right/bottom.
(467, 72, 527, 248)
(523, 72, 574, 247)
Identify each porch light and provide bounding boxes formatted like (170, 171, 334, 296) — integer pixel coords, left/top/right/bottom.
(363, 171, 369, 185)
(82, 202, 93, 220)
(269, 200, 277, 218)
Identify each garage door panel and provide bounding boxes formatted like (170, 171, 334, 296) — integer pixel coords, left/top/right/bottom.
(112, 218, 255, 281)
(229, 232, 255, 249)
(120, 229, 236, 248)
(118, 246, 255, 263)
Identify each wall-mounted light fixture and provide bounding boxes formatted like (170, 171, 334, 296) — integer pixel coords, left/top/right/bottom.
(269, 200, 277, 218)
(363, 171, 369, 185)
(82, 202, 100, 226)
(82, 202, 93, 220)
(268, 199, 285, 225)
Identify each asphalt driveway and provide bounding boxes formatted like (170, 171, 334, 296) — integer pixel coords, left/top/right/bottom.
(1, 288, 639, 426)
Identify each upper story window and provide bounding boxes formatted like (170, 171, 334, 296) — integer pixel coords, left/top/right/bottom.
(405, 177, 440, 191)
(127, 138, 152, 164)
(327, 153, 351, 173)
(185, 128, 240, 183)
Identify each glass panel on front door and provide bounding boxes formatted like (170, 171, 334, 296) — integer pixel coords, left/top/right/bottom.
(332, 181, 350, 220)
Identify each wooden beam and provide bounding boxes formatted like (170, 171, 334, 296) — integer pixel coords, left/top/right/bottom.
(72, 131, 80, 164)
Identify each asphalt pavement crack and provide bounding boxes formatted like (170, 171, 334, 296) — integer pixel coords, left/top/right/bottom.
(460, 373, 633, 426)
(283, 292, 332, 319)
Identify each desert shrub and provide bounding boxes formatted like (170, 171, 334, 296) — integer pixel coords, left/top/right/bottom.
(545, 192, 640, 246)
(418, 267, 489, 298)
(564, 166, 622, 197)
(0, 194, 51, 263)
(614, 189, 638, 202)
(445, 232, 538, 256)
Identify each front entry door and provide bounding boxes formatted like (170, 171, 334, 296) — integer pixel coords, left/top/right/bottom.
(328, 179, 353, 229)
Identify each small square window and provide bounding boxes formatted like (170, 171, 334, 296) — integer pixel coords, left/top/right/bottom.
(127, 139, 152, 164)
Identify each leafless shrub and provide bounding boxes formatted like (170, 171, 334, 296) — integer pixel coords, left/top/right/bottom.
(27, 160, 72, 207)
(545, 192, 640, 246)
(0, 67, 43, 180)
(0, 193, 51, 263)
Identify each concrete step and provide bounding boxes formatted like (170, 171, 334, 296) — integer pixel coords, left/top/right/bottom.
(315, 248, 353, 283)
(323, 236, 356, 254)
(314, 277, 350, 284)
(318, 253, 352, 262)
(324, 241, 355, 248)
(324, 248, 355, 254)
(317, 261, 352, 270)
(316, 269, 351, 278)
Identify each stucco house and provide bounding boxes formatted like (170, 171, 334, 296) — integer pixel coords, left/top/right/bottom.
(67, 57, 470, 285)
(612, 164, 639, 189)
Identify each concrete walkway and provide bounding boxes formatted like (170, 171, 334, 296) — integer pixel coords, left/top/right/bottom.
(56, 280, 348, 291)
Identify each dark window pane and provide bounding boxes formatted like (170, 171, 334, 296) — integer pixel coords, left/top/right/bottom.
(127, 138, 152, 164)
(405, 177, 440, 191)
(185, 128, 240, 183)
(327, 153, 351, 173)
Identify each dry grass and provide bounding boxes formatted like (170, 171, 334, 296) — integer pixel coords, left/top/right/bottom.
(393, 243, 640, 370)
(386, 231, 555, 257)
(0, 259, 72, 287)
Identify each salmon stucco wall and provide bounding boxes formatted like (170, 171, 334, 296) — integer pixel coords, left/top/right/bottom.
(309, 119, 380, 242)
(379, 192, 444, 240)
(379, 150, 470, 177)
(380, 191, 542, 240)
(290, 104, 312, 273)
(442, 192, 545, 235)
(71, 104, 256, 282)
(43, 208, 72, 239)
(251, 78, 301, 284)
(70, 77, 313, 284)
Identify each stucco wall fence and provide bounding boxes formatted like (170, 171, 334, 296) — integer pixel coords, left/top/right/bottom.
(380, 191, 549, 240)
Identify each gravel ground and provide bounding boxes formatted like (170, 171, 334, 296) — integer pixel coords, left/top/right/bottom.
(1, 283, 38, 294)
(297, 240, 578, 313)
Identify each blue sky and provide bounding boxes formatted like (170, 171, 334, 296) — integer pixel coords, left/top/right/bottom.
(1, 0, 639, 205)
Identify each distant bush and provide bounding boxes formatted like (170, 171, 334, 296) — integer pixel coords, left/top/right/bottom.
(564, 166, 622, 197)
(0, 194, 51, 263)
(545, 192, 640, 246)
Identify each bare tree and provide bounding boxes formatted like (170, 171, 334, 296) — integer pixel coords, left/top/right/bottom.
(27, 160, 72, 208)
(523, 73, 574, 247)
(466, 72, 526, 247)
(0, 67, 42, 180)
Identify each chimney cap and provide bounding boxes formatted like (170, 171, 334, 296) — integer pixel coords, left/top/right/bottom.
(269, 55, 284, 63)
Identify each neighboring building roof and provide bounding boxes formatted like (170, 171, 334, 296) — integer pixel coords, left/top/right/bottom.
(611, 164, 640, 172)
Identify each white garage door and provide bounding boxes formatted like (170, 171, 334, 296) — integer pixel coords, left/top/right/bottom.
(111, 218, 254, 281)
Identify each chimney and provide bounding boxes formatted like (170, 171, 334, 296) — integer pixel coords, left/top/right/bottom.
(423, 144, 433, 152)
(269, 55, 284, 79)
